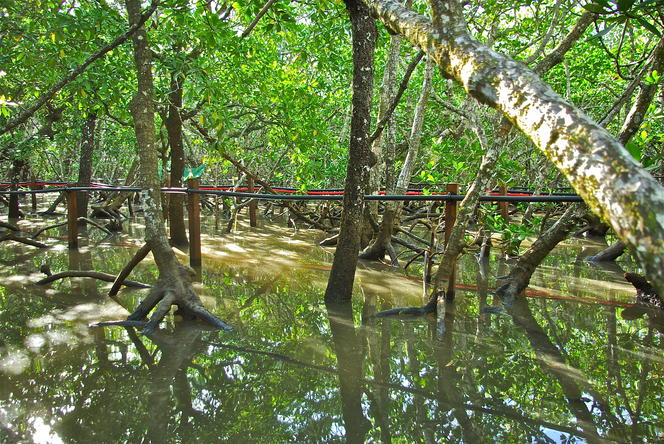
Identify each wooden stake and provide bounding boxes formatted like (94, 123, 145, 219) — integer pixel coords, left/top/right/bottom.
(187, 178, 201, 270)
(248, 176, 257, 227)
(67, 188, 78, 249)
(444, 183, 459, 245)
(499, 183, 510, 222)
(444, 183, 459, 298)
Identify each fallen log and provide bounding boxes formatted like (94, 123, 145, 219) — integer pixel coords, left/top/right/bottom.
(0, 232, 49, 248)
(36, 270, 150, 288)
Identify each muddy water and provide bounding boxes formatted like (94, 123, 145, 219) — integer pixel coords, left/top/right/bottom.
(0, 215, 663, 443)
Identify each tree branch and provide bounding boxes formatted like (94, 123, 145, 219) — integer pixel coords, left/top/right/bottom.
(0, 0, 161, 136)
(369, 50, 424, 143)
(241, 0, 278, 39)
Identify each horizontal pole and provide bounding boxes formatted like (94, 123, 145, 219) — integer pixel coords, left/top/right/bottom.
(187, 188, 584, 203)
(0, 185, 584, 203)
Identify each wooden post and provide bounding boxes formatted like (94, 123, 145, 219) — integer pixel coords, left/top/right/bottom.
(444, 183, 459, 245)
(444, 183, 459, 299)
(499, 183, 510, 223)
(29, 175, 38, 213)
(67, 187, 78, 249)
(187, 178, 202, 270)
(8, 180, 20, 221)
(248, 176, 257, 227)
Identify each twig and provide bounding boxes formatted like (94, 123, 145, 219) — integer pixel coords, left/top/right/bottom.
(241, 0, 278, 39)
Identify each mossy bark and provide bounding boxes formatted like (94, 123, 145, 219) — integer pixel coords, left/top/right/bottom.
(363, 0, 664, 295)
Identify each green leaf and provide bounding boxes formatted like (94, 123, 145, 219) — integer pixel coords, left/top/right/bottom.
(635, 16, 662, 36)
(616, 0, 636, 11)
(184, 165, 206, 180)
(625, 141, 642, 162)
(581, 3, 610, 14)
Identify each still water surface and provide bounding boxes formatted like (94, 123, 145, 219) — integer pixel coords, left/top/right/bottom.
(0, 217, 662, 443)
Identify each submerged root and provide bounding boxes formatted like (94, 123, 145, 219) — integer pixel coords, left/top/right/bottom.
(624, 272, 664, 309)
(370, 294, 440, 319)
(0, 232, 49, 248)
(36, 268, 149, 288)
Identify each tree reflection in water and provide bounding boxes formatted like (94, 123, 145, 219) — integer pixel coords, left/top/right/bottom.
(1, 236, 664, 442)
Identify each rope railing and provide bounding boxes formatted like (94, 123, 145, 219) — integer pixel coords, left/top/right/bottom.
(0, 183, 584, 202)
(0, 179, 585, 273)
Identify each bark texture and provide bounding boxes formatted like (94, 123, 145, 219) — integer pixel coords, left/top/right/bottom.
(362, 0, 664, 295)
(324, 0, 377, 303)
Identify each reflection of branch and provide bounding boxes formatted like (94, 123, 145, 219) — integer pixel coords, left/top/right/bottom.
(239, 276, 280, 310)
(206, 339, 595, 441)
(125, 327, 155, 368)
(206, 341, 334, 374)
(633, 326, 653, 423)
(509, 297, 606, 443)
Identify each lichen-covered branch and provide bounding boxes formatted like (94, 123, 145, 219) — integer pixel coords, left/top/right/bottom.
(362, 0, 664, 295)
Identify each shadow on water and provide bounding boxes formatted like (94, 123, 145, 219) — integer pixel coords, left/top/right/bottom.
(0, 216, 663, 442)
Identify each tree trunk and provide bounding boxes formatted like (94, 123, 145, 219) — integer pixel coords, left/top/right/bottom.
(363, 26, 402, 249)
(586, 240, 626, 262)
(123, 0, 230, 334)
(77, 111, 96, 220)
(363, 0, 664, 296)
(495, 204, 580, 299)
(324, 0, 377, 303)
(431, 119, 500, 300)
(165, 69, 189, 248)
(360, 56, 434, 261)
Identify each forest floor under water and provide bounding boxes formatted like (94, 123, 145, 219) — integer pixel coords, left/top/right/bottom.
(0, 212, 662, 443)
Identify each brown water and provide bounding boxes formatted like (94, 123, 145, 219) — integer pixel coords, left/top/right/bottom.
(0, 215, 663, 443)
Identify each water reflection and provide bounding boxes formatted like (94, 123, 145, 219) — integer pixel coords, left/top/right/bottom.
(325, 302, 370, 443)
(141, 322, 205, 444)
(0, 218, 663, 442)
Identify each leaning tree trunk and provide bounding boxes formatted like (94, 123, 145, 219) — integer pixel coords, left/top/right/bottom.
(124, 0, 230, 334)
(91, 159, 138, 219)
(363, 0, 664, 296)
(584, 35, 664, 262)
(495, 204, 580, 299)
(431, 118, 501, 299)
(77, 111, 96, 220)
(324, 0, 377, 303)
(586, 240, 626, 262)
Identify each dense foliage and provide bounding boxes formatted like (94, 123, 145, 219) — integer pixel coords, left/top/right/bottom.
(1, 0, 661, 190)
